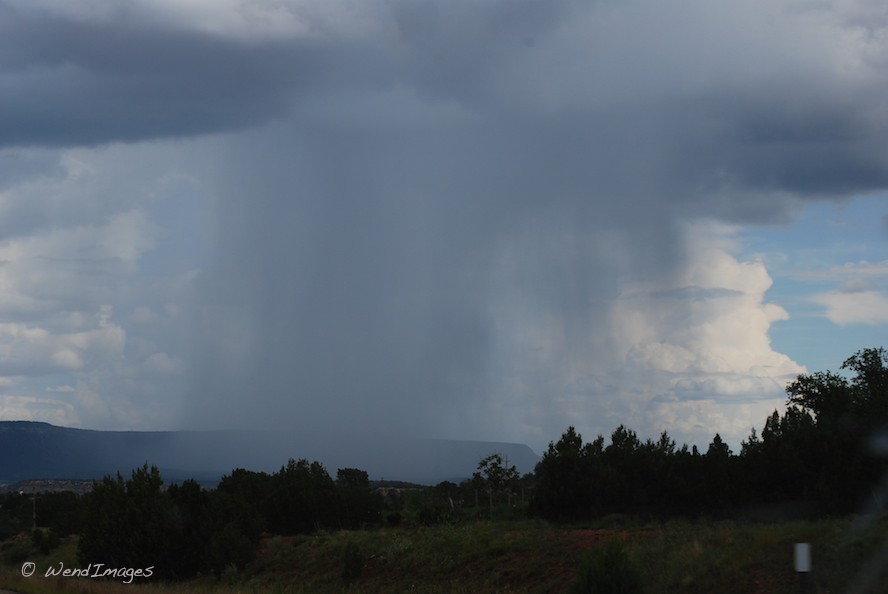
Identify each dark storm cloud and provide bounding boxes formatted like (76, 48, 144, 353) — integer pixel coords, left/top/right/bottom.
(170, 0, 888, 440)
(0, 0, 571, 148)
(7, 0, 888, 445)
(185, 122, 503, 436)
(180, 110, 688, 437)
(0, 150, 65, 189)
(4, 0, 887, 208)
(0, 2, 333, 146)
(689, 91, 888, 199)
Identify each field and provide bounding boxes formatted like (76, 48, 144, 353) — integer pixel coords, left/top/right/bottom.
(2, 514, 888, 593)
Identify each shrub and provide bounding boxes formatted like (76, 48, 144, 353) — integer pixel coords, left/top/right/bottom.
(570, 540, 644, 594)
(206, 522, 256, 576)
(31, 528, 60, 555)
(341, 541, 363, 582)
(386, 511, 402, 526)
(1, 538, 32, 565)
(418, 505, 443, 526)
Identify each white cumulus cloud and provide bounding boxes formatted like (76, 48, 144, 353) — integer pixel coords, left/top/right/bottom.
(606, 223, 805, 445)
(812, 287, 888, 325)
(472, 221, 803, 450)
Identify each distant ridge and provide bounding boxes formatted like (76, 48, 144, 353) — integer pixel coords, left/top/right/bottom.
(0, 421, 539, 486)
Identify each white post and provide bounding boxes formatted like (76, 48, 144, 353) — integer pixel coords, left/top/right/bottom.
(794, 543, 810, 572)
(794, 543, 811, 593)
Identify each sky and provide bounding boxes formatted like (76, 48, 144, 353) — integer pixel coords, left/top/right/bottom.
(1, 0, 887, 454)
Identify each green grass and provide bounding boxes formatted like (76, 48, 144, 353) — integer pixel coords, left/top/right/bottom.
(2, 515, 887, 593)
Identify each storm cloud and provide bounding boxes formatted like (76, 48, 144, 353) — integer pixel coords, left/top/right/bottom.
(2, 0, 888, 450)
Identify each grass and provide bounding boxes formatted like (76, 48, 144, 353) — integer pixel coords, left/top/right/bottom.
(2, 515, 888, 593)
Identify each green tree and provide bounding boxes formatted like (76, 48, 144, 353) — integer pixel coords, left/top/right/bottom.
(532, 427, 597, 519)
(265, 458, 339, 533)
(786, 371, 854, 429)
(337, 467, 383, 528)
(786, 348, 888, 430)
(337, 467, 370, 490)
(703, 434, 736, 509)
(705, 434, 732, 458)
(217, 468, 273, 503)
(203, 488, 264, 574)
(33, 491, 83, 536)
(78, 472, 129, 568)
(784, 348, 888, 511)
(167, 479, 212, 576)
(603, 425, 643, 512)
(842, 347, 888, 423)
(79, 464, 185, 579)
(474, 453, 519, 512)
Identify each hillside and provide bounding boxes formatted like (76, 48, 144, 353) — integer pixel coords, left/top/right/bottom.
(0, 421, 539, 486)
(4, 517, 888, 593)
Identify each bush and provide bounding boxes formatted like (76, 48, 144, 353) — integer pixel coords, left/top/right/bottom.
(418, 505, 444, 526)
(31, 528, 61, 555)
(341, 541, 363, 582)
(1, 538, 32, 565)
(570, 540, 644, 594)
(206, 522, 257, 576)
(386, 511, 402, 526)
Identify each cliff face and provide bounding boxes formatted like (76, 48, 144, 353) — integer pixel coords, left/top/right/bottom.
(0, 421, 539, 485)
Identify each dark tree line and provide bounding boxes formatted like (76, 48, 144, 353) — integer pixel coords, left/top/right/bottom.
(0, 491, 82, 542)
(345, 453, 532, 528)
(75, 459, 384, 579)
(7, 347, 887, 579)
(4, 456, 525, 578)
(531, 348, 888, 521)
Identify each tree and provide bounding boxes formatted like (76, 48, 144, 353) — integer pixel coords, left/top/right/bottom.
(35, 491, 83, 536)
(265, 458, 338, 534)
(78, 473, 128, 567)
(607, 425, 641, 456)
(603, 425, 644, 512)
(780, 348, 888, 512)
(740, 427, 760, 457)
(474, 453, 519, 512)
(337, 468, 383, 528)
(703, 434, 736, 509)
(843, 347, 888, 423)
(705, 434, 732, 458)
(783, 348, 888, 510)
(654, 431, 676, 456)
(786, 371, 854, 429)
(79, 464, 185, 579)
(337, 468, 370, 490)
(167, 479, 213, 576)
(532, 427, 599, 519)
(786, 348, 888, 430)
(203, 488, 264, 574)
